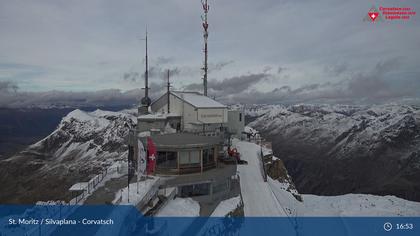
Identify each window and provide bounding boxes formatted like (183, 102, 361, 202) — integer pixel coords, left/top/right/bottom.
(179, 151, 189, 165)
(239, 113, 242, 122)
(190, 151, 200, 164)
(203, 148, 215, 165)
(157, 151, 177, 168)
(179, 150, 201, 165)
(179, 183, 210, 197)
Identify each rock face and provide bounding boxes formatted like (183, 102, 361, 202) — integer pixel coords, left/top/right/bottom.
(246, 104, 420, 201)
(0, 109, 135, 203)
(266, 156, 302, 202)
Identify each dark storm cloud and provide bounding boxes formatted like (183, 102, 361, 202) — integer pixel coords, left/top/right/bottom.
(215, 58, 420, 104)
(125, 59, 233, 85)
(346, 57, 413, 100)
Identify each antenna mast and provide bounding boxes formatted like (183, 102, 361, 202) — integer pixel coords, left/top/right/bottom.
(145, 28, 149, 99)
(167, 69, 171, 113)
(140, 28, 151, 110)
(201, 0, 209, 96)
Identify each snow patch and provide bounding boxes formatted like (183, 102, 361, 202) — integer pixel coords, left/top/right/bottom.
(211, 196, 242, 217)
(156, 197, 200, 217)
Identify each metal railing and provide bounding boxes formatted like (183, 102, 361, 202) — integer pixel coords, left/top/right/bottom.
(23, 165, 122, 236)
(137, 178, 162, 212)
(69, 165, 121, 205)
(259, 148, 268, 182)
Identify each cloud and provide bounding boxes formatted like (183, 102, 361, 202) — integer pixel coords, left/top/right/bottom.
(214, 58, 420, 105)
(0, 81, 19, 93)
(324, 63, 347, 76)
(183, 73, 269, 95)
(263, 66, 272, 73)
(123, 72, 140, 82)
(0, 87, 142, 108)
(1, 57, 419, 108)
(0, 0, 418, 106)
(277, 66, 285, 74)
(209, 60, 234, 72)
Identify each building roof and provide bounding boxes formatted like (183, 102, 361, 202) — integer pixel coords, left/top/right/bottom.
(171, 91, 227, 109)
(150, 133, 222, 149)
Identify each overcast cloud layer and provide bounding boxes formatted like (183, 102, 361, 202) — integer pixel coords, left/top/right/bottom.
(0, 0, 419, 107)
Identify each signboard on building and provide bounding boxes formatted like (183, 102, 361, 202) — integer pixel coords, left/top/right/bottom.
(197, 108, 227, 124)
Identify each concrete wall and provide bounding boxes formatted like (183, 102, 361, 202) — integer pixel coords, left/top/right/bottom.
(137, 119, 167, 133)
(137, 117, 182, 133)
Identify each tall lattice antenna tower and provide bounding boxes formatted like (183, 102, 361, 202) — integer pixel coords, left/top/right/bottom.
(201, 0, 209, 96)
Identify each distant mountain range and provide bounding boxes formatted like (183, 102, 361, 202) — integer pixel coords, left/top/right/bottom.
(246, 104, 420, 201)
(1, 103, 419, 205)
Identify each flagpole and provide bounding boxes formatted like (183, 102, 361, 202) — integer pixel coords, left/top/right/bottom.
(127, 151, 130, 203)
(137, 141, 139, 194)
(145, 137, 149, 177)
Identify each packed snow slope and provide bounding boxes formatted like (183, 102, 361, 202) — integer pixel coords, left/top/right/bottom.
(0, 109, 136, 203)
(246, 104, 420, 202)
(235, 141, 287, 216)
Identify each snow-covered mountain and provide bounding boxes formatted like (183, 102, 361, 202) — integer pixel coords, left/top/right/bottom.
(245, 104, 420, 202)
(0, 109, 136, 203)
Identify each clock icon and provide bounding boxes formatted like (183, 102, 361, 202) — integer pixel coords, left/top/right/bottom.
(384, 222, 393, 232)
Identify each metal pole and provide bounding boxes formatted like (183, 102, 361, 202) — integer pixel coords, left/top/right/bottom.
(202, 0, 209, 96)
(137, 141, 139, 194)
(128, 152, 130, 203)
(145, 137, 149, 177)
(167, 70, 170, 113)
(145, 28, 149, 99)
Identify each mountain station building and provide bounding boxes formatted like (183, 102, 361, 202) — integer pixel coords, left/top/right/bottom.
(131, 90, 244, 175)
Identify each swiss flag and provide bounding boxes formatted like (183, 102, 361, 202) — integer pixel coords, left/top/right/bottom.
(146, 137, 157, 175)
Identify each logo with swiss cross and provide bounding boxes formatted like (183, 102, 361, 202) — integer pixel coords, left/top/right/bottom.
(364, 6, 382, 22)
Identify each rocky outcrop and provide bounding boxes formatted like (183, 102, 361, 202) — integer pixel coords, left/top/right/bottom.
(265, 155, 302, 202)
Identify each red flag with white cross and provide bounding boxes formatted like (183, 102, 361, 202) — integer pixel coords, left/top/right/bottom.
(146, 137, 156, 175)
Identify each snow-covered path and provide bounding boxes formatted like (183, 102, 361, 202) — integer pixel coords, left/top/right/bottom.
(235, 141, 287, 216)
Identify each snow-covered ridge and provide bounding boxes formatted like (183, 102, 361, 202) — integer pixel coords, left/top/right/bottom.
(0, 109, 136, 203)
(244, 103, 420, 204)
(246, 103, 419, 159)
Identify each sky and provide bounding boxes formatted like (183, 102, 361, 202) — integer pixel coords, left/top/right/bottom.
(0, 0, 420, 106)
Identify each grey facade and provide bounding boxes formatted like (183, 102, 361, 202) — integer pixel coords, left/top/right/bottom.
(227, 109, 245, 138)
